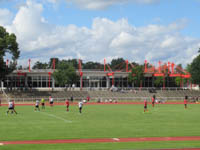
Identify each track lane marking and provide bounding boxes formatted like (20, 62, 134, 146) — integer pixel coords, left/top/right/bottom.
(112, 138, 120, 141)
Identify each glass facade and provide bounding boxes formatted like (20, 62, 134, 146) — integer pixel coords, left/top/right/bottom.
(4, 75, 52, 89)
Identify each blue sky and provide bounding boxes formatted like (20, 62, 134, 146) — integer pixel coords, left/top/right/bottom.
(0, 0, 200, 67)
(29, 0, 200, 37)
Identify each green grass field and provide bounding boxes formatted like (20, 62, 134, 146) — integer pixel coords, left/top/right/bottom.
(0, 103, 200, 150)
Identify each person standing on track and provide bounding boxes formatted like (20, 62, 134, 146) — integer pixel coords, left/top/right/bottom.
(144, 99, 148, 112)
(184, 96, 188, 109)
(152, 95, 155, 107)
(41, 98, 45, 109)
(65, 99, 70, 112)
(78, 100, 83, 113)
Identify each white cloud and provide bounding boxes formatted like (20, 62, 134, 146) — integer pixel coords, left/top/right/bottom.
(7, 0, 51, 49)
(110, 32, 135, 48)
(0, 9, 13, 26)
(4, 0, 200, 67)
(66, 0, 160, 10)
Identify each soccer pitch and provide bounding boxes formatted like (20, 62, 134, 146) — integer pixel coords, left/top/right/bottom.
(0, 103, 200, 150)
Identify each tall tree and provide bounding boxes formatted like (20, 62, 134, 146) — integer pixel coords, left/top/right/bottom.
(189, 52, 200, 84)
(61, 59, 79, 69)
(110, 58, 125, 70)
(49, 58, 59, 69)
(0, 26, 20, 81)
(128, 65, 144, 87)
(32, 61, 48, 69)
(83, 61, 104, 70)
(52, 62, 77, 87)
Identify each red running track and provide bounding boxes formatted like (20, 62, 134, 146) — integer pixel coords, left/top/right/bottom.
(1, 136, 200, 145)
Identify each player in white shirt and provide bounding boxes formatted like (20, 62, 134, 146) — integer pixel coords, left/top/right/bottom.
(6, 101, 14, 114)
(35, 100, 40, 111)
(78, 100, 83, 113)
(49, 96, 54, 107)
(6, 100, 17, 114)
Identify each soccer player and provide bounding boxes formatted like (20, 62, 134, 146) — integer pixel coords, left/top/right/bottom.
(78, 100, 83, 113)
(41, 98, 45, 109)
(7, 100, 14, 114)
(0, 97, 1, 106)
(144, 99, 148, 112)
(65, 99, 70, 112)
(7, 100, 17, 114)
(71, 95, 74, 103)
(152, 95, 155, 107)
(12, 100, 17, 114)
(184, 96, 188, 109)
(49, 96, 54, 107)
(87, 96, 90, 102)
(35, 100, 40, 111)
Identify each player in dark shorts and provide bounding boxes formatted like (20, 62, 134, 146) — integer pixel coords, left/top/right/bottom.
(7, 100, 14, 114)
(41, 98, 45, 109)
(35, 100, 40, 111)
(7, 100, 17, 114)
(184, 96, 188, 109)
(49, 96, 54, 107)
(144, 99, 148, 112)
(152, 95, 155, 107)
(71, 96, 74, 103)
(12, 100, 17, 114)
(78, 100, 83, 113)
(65, 99, 70, 112)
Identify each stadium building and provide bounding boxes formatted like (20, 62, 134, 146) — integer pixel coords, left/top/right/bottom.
(2, 69, 131, 89)
(1, 68, 191, 90)
(1, 59, 192, 90)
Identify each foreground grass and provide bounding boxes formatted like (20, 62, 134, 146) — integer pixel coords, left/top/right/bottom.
(0, 103, 200, 149)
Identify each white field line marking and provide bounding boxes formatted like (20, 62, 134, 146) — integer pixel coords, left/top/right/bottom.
(40, 112, 72, 123)
(112, 138, 120, 141)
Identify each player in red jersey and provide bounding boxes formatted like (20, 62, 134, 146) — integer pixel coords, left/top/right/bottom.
(12, 100, 18, 114)
(152, 95, 155, 107)
(87, 96, 90, 102)
(184, 96, 188, 109)
(65, 99, 70, 112)
(144, 99, 148, 112)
